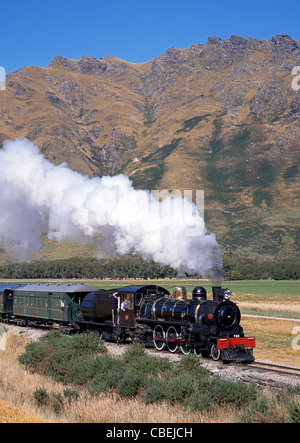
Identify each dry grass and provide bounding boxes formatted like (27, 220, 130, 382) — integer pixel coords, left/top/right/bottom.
(241, 317, 300, 366)
(0, 399, 48, 423)
(67, 393, 234, 424)
(0, 334, 56, 422)
(239, 301, 300, 315)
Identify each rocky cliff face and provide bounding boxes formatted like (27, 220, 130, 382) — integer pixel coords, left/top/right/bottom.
(1, 35, 300, 259)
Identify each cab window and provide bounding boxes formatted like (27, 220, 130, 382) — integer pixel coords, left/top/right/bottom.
(124, 294, 134, 309)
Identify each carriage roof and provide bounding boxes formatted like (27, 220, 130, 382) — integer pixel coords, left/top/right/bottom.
(0, 283, 25, 292)
(14, 283, 97, 293)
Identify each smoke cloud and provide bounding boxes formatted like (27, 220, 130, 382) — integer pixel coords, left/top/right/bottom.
(0, 138, 222, 277)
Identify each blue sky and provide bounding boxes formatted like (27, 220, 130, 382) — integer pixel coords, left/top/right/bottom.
(2, 0, 300, 73)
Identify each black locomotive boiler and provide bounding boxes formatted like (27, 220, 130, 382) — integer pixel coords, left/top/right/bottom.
(80, 285, 255, 362)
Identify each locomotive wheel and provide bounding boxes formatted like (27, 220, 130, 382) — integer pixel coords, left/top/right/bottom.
(180, 342, 191, 355)
(153, 325, 165, 351)
(193, 346, 202, 357)
(166, 326, 178, 353)
(211, 344, 221, 361)
(179, 328, 191, 355)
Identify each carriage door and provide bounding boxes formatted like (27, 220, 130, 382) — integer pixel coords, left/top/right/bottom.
(3, 290, 14, 315)
(119, 293, 135, 327)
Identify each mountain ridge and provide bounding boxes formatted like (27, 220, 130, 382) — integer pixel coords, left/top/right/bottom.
(1, 34, 300, 260)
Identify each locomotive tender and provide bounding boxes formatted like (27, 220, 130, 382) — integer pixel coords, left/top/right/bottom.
(0, 282, 255, 362)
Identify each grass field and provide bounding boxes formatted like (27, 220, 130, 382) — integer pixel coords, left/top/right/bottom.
(73, 278, 300, 297)
(1, 278, 298, 295)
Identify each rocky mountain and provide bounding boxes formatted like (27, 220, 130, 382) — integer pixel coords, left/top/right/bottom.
(1, 34, 300, 260)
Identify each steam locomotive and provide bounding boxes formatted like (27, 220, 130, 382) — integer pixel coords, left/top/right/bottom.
(0, 282, 255, 362)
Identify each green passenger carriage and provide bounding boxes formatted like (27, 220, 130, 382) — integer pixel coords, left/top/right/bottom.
(0, 283, 97, 327)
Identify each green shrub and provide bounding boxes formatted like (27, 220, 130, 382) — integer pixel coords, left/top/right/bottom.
(238, 398, 269, 423)
(63, 388, 80, 404)
(65, 332, 107, 356)
(184, 392, 214, 414)
(126, 353, 167, 376)
(39, 329, 62, 345)
(177, 354, 202, 372)
(176, 354, 209, 378)
(88, 370, 120, 396)
(165, 375, 194, 403)
(211, 377, 258, 407)
(117, 372, 144, 398)
(18, 340, 54, 371)
(46, 348, 78, 382)
(122, 343, 146, 363)
(33, 388, 50, 407)
(87, 355, 123, 395)
(143, 378, 166, 405)
(67, 356, 98, 385)
(286, 400, 300, 423)
(19, 331, 108, 385)
(238, 398, 288, 423)
(51, 392, 64, 415)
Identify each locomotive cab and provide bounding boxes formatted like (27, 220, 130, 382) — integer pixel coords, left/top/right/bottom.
(118, 292, 135, 327)
(81, 285, 170, 330)
(117, 285, 170, 327)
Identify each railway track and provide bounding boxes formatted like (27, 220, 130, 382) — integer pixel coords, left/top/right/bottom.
(247, 360, 300, 378)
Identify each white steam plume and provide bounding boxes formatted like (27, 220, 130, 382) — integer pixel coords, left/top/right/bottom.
(0, 138, 222, 277)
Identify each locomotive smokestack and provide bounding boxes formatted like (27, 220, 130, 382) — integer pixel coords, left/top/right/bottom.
(212, 286, 232, 301)
(212, 286, 223, 302)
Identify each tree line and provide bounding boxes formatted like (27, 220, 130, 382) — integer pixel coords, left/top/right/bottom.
(223, 257, 300, 280)
(0, 255, 177, 280)
(0, 255, 299, 280)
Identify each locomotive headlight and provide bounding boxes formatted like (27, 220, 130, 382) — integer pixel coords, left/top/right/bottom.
(223, 289, 231, 300)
